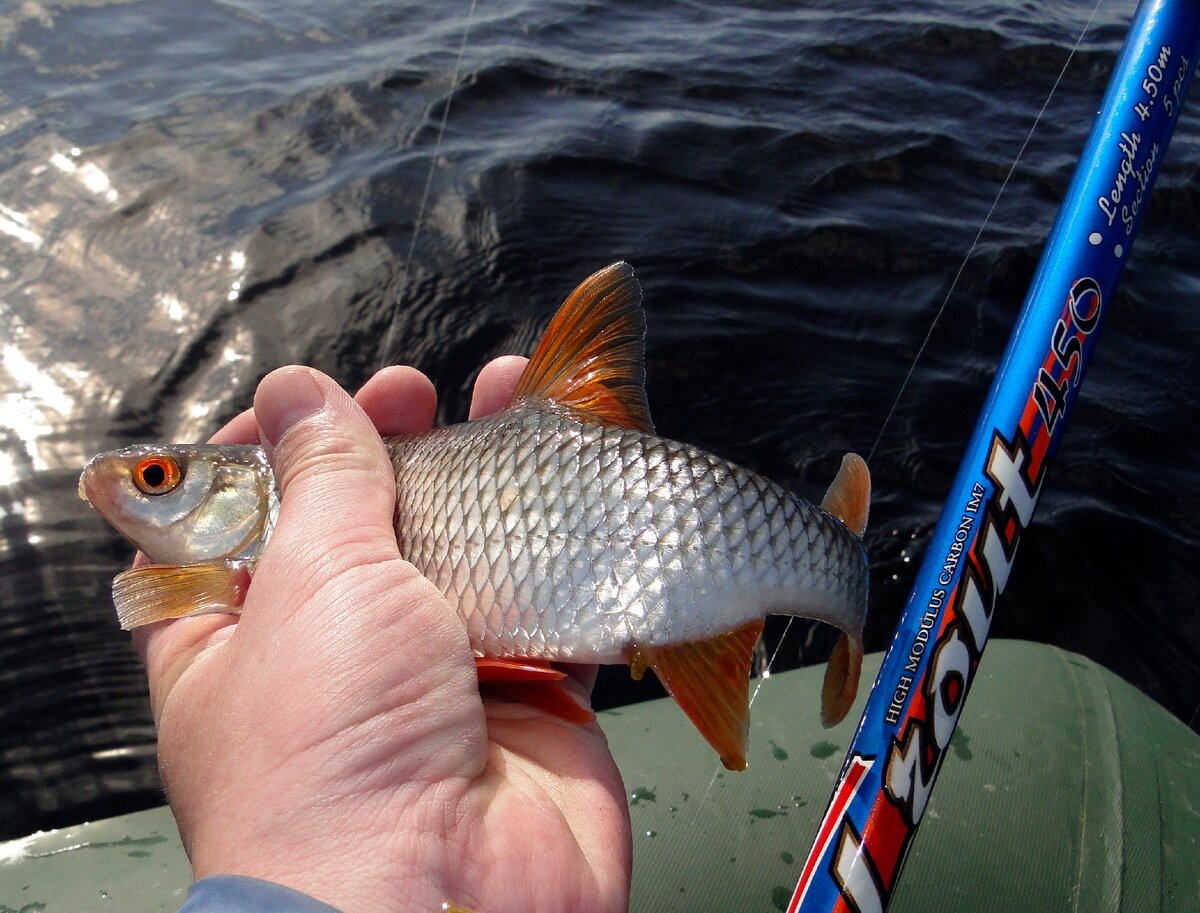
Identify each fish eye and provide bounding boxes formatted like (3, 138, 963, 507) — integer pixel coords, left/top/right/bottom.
(132, 455, 182, 496)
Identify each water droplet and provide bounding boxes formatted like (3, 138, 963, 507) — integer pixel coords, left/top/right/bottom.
(781, 851, 795, 864)
(770, 884, 790, 911)
(768, 740, 789, 761)
(749, 808, 786, 819)
(810, 740, 838, 759)
(629, 787, 657, 806)
(645, 830, 657, 838)
(951, 729, 973, 761)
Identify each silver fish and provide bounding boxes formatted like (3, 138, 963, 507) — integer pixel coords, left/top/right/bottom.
(80, 263, 870, 769)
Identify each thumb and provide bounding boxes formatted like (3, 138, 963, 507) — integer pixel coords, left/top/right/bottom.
(243, 368, 485, 780)
(134, 368, 403, 721)
(251, 366, 401, 611)
(247, 367, 474, 680)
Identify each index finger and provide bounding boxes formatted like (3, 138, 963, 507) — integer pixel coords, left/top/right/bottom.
(208, 408, 258, 445)
(470, 356, 528, 419)
(207, 364, 442, 446)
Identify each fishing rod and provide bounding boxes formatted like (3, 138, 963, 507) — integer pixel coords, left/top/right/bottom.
(789, 0, 1199, 910)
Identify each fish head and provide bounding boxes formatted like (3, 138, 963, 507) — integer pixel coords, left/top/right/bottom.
(79, 443, 275, 564)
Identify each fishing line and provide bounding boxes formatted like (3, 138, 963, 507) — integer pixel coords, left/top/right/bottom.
(378, 0, 479, 371)
(379, 0, 1106, 779)
(754, 0, 1106, 704)
(865, 0, 1105, 466)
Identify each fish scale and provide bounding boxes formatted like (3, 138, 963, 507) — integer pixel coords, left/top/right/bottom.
(388, 401, 866, 663)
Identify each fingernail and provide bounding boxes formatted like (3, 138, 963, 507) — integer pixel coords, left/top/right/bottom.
(256, 367, 326, 449)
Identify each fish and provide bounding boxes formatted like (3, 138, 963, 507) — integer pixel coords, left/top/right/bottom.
(79, 262, 870, 770)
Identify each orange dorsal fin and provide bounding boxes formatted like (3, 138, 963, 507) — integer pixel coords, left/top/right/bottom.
(631, 620, 764, 771)
(820, 632, 864, 727)
(511, 262, 654, 433)
(821, 453, 871, 537)
(112, 561, 251, 630)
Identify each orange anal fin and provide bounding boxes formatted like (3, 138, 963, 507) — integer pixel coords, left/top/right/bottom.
(821, 453, 871, 537)
(112, 561, 251, 630)
(820, 632, 864, 727)
(631, 619, 765, 771)
(474, 656, 567, 683)
(511, 262, 654, 433)
(481, 681, 596, 725)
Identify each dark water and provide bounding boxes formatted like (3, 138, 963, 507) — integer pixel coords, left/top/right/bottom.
(1, 0, 1197, 839)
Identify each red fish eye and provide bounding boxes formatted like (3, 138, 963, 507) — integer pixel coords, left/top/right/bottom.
(132, 455, 182, 495)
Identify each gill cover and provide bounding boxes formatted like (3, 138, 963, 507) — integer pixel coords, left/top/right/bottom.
(79, 444, 275, 564)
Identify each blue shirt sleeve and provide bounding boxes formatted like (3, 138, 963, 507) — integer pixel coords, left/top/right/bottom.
(177, 875, 346, 913)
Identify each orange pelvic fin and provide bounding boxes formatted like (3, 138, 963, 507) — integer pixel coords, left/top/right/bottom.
(474, 657, 595, 724)
(630, 620, 765, 771)
(821, 453, 871, 537)
(481, 681, 596, 725)
(112, 561, 251, 630)
(474, 656, 567, 682)
(511, 262, 654, 433)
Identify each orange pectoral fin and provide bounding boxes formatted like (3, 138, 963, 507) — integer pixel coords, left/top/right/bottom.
(632, 620, 764, 771)
(112, 561, 251, 630)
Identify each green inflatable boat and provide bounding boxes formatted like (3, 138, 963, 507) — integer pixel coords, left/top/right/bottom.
(2, 640, 1196, 913)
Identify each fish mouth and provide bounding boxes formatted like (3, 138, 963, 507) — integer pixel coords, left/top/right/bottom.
(78, 461, 111, 512)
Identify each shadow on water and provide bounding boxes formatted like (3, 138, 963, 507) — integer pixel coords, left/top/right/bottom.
(0, 0, 1197, 838)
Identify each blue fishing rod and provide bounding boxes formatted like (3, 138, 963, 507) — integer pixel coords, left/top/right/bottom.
(788, 1, 1199, 910)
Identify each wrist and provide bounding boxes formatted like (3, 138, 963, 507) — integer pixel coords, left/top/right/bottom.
(179, 875, 347, 913)
(182, 783, 464, 913)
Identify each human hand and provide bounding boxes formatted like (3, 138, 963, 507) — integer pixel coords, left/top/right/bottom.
(133, 360, 632, 913)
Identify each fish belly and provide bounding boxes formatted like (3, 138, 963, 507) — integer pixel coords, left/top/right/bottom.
(388, 405, 866, 662)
